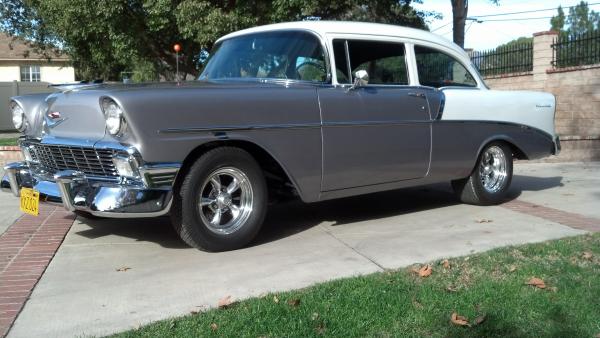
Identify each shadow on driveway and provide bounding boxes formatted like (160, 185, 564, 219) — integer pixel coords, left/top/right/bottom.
(73, 175, 563, 250)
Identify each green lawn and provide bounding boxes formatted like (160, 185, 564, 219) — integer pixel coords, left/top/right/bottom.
(0, 137, 19, 146)
(111, 233, 600, 338)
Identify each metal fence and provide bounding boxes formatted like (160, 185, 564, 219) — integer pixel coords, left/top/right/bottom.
(470, 42, 533, 77)
(552, 30, 600, 68)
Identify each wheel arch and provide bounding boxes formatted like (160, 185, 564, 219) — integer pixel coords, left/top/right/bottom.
(172, 139, 302, 201)
(476, 135, 528, 162)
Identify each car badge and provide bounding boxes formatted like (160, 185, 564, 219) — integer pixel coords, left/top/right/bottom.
(45, 111, 68, 128)
(48, 111, 61, 119)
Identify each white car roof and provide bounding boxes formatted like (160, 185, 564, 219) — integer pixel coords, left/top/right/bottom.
(217, 21, 468, 58)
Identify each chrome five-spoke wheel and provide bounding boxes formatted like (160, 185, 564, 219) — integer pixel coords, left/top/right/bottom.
(478, 145, 508, 194)
(171, 147, 267, 252)
(452, 142, 513, 205)
(199, 167, 253, 235)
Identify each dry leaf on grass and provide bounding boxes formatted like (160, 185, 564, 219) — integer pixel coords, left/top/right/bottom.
(450, 312, 470, 326)
(116, 267, 131, 272)
(441, 259, 450, 269)
(287, 298, 301, 307)
(217, 295, 235, 308)
(473, 314, 487, 326)
(412, 298, 424, 309)
(526, 277, 546, 289)
(210, 323, 218, 331)
(273, 295, 280, 303)
(418, 265, 433, 278)
(508, 265, 517, 272)
(315, 322, 326, 334)
(475, 218, 493, 223)
(446, 285, 459, 293)
(582, 251, 593, 260)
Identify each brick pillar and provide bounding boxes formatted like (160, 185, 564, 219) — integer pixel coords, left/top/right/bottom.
(531, 31, 558, 90)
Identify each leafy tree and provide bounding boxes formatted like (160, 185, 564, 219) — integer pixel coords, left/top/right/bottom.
(0, 0, 433, 81)
(550, 1, 600, 68)
(550, 5, 566, 32)
(550, 1, 600, 35)
(450, 0, 499, 48)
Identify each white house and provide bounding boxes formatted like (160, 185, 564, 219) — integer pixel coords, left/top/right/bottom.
(0, 33, 75, 84)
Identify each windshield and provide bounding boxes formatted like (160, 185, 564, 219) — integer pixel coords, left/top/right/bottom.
(199, 31, 328, 83)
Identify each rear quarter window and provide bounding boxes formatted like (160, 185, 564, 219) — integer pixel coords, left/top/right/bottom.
(414, 46, 477, 88)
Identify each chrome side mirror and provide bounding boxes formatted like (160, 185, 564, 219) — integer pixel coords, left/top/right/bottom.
(349, 70, 369, 90)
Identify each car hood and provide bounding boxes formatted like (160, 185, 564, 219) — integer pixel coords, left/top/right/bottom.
(12, 80, 307, 142)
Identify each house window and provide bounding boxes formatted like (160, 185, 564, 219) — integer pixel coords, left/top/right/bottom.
(20, 65, 41, 82)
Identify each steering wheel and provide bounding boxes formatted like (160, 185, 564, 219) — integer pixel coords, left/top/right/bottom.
(296, 61, 326, 74)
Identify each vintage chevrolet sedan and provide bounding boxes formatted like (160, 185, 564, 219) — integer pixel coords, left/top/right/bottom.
(2, 21, 559, 251)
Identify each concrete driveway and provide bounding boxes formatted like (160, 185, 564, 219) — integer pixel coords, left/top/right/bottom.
(4, 162, 600, 338)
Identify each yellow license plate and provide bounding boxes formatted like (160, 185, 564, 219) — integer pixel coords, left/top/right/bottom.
(20, 188, 40, 216)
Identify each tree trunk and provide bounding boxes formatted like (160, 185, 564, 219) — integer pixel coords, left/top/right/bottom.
(451, 0, 468, 48)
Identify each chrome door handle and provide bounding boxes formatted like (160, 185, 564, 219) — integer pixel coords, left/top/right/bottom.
(408, 92, 426, 98)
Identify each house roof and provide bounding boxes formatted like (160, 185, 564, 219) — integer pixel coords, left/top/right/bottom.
(0, 32, 69, 61)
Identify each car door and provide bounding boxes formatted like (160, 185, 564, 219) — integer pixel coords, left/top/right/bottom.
(319, 38, 432, 191)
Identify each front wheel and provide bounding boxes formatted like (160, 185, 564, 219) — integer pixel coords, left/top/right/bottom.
(171, 147, 267, 251)
(452, 142, 513, 205)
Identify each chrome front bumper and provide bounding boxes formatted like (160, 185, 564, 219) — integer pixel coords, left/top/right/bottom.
(2, 161, 177, 218)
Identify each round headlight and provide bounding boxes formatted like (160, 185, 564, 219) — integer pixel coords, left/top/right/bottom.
(101, 98, 125, 135)
(11, 102, 26, 132)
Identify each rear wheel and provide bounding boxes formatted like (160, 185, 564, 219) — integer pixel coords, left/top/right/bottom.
(452, 142, 513, 205)
(171, 147, 267, 251)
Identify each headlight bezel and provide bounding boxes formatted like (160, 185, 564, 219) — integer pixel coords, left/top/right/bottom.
(100, 97, 127, 136)
(10, 101, 27, 132)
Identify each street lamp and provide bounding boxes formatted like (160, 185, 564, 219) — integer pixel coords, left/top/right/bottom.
(173, 43, 181, 82)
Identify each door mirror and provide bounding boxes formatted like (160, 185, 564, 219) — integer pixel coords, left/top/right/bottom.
(350, 70, 369, 90)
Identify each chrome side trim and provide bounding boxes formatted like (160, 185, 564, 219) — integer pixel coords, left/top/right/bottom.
(159, 120, 437, 134)
(159, 123, 322, 134)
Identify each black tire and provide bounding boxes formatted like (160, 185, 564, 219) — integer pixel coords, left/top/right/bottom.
(170, 147, 267, 251)
(452, 142, 513, 205)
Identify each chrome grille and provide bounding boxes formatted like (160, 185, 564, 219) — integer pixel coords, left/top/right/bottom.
(29, 143, 120, 177)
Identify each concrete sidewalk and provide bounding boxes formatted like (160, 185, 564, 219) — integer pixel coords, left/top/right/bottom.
(6, 162, 600, 338)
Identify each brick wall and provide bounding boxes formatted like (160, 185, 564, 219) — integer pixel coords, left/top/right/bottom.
(481, 31, 600, 162)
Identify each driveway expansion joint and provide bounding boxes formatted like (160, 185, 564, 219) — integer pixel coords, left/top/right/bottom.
(318, 224, 386, 271)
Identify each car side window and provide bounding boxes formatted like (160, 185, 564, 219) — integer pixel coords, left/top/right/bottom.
(333, 39, 408, 85)
(414, 46, 477, 88)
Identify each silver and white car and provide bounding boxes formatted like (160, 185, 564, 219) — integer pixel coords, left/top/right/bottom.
(2, 21, 559, 251)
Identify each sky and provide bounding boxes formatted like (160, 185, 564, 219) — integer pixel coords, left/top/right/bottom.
(412, 0, 600, 50)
